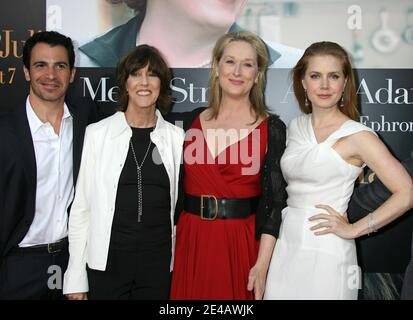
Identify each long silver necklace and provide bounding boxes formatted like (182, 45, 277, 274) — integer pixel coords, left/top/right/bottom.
(129, 134, 152, 222)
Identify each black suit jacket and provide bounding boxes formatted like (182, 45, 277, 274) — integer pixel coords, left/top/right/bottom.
(0, 98, 100, 259)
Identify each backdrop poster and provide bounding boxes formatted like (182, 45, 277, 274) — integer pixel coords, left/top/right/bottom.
(0, 0, 412, 300)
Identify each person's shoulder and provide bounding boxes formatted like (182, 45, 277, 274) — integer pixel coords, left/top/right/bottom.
(166, 107, 206, 131)
(266, 114, 286, 148)
(86, 112, 120, 133)
(268, 113, 286, 130)
(345, 118, 373, 130)
(342, 119, 377, 138)
(267, 112, 283, 124)
(161, 116, 185, 137)
(78, 15, 142, 67)
(337, 120, 378, 151)
(80, 16, 138, 49)
(193, 107, 207, 116)
(288, 113, 308, 128)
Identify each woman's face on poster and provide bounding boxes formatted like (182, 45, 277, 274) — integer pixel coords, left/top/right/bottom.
(166, 0, 247, 28)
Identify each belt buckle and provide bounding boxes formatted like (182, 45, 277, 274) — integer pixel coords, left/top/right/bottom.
(47, 241, 61, 254)
(200, 195, 218, 221)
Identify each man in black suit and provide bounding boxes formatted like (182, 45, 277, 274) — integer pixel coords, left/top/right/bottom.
(0, 31, 99, 299)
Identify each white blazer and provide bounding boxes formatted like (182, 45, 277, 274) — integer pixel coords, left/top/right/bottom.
(63, 110, 184, 294)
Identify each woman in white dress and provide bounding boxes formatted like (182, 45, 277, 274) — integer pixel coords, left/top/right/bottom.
(249, 42, 413, 300)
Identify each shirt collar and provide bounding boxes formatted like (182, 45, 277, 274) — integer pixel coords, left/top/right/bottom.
(62, 103, 72, 120)
(26, 96, 72, 134)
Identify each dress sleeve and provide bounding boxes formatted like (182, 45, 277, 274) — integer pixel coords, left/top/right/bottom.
(256, 116, 288, 239)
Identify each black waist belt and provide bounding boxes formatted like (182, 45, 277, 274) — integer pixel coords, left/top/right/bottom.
(9, 237, 68, 255)
(184, 194, 259, 220)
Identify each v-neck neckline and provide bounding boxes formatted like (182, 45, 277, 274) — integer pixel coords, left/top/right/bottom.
(199, 116, 268, 162)
(308, 114, 351, 145)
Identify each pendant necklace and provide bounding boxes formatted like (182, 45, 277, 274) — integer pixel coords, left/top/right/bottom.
(129, 132, 153, 222)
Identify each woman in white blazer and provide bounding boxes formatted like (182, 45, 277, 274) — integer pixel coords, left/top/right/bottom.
(63, 45, 185, 299)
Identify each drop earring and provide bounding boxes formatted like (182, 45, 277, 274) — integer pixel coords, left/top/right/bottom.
(304, 90, 309, 107)
(339, 92, 344, 108)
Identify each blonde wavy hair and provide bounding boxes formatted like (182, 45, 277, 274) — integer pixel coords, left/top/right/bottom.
(207, 31, 269, 123)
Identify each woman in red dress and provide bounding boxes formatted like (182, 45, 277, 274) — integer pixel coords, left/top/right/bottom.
(170, 31, 287, 300)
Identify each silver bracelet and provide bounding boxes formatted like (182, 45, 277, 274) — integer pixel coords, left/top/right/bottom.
(367, 212, 378, 236)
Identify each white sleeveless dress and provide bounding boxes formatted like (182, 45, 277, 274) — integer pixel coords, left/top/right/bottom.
(264, 114, 376, 300)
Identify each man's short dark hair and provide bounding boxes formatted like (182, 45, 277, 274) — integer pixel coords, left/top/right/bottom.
(23, 31, 75, 70)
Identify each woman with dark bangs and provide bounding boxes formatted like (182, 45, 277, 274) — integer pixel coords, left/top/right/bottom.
(63, 45, 185, 299)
